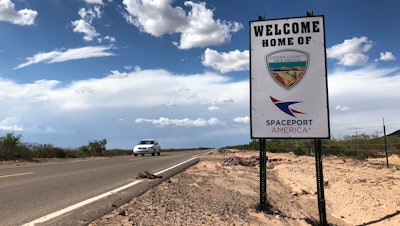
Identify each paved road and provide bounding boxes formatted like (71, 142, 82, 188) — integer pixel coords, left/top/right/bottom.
(0, 150, 210, 226)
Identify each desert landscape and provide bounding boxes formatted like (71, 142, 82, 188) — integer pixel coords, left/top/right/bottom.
(88, 149, 400, 226)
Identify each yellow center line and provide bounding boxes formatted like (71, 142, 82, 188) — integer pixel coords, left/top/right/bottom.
(0, 172, 34, 179)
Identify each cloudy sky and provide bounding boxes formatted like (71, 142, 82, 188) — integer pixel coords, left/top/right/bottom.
(0, 0, 399, 149)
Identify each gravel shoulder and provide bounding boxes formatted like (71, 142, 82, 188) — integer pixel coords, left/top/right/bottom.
(88, 150, 400, 226)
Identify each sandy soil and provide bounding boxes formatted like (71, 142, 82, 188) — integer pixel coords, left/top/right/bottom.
(86, 150, 400, 226)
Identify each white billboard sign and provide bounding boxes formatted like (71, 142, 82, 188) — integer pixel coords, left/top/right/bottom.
(250, 16, 330, 138)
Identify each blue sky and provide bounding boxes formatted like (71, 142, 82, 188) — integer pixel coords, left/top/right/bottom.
(0, 0, 399, 149)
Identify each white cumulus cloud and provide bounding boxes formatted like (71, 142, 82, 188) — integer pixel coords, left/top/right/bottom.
(0, 117, 23, 131)
(71, 19, 100, 41)
(335, 105, 351, 111)
(202, 48, 249, 73)
(71, 6, 103, 41)
(122, 0, 242, 49)
(122, 0, 187, 36)
(327, 36, 373, 66)
(207, 97, 234, 105)
(0, 0, 37, 25)
(376, 52, 396, 61)
(78, 6, 102, 23)
(84, 0, 104, 5)
(233, 116, 249, 124)
(208, 117, 224, 126)
(178, 1, 242, 49)
(208, 106, 219, 111)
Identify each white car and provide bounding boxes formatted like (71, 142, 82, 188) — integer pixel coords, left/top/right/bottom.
(133, 139, 161, 156)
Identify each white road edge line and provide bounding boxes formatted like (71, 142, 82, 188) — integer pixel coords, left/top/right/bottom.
(154, 157, 197, 175)
(23, 156, 198, 226)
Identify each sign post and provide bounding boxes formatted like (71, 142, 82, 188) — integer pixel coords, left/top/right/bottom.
(383, 118, 389, 168)
(259, 138, 267, 211)
(249, 14, 330, 225)
(315, 139, 327, 225)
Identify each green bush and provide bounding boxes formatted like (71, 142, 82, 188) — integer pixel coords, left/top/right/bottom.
(103, 149, 131, 156)
(31, 144, 67, 158)
(79, 139, 107, 156)
(266, 140, 280, 153)
(293, 144, 307, 156)
(0, 133, 33, 160)
(65, 150, 88, 158)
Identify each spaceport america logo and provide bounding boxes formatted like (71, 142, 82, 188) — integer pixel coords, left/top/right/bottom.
(267, 96, 313, 134)
(270, 96, 305, 117)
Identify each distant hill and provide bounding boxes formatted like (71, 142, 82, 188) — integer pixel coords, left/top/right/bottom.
(388, 129, 400, 137)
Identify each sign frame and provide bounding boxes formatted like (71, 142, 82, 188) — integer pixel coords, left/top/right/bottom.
(249, 15, 330, 139)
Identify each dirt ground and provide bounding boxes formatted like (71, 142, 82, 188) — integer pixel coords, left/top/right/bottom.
(86, 149, 400, 226)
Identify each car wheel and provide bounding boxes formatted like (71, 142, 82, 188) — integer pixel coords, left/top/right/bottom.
(134, 154, 137, 157)
(152, 152, 155, 156)
(157, 152, 160, 156)
(141, 154, 144, 156)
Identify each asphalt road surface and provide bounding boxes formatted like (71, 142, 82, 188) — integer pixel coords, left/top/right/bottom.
(0, 150, 210, 226)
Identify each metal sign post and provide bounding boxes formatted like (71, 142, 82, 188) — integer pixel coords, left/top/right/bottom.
(315, 139, 327, 225)
(383, 118, 389, 168)
(259, 138, 268, 211)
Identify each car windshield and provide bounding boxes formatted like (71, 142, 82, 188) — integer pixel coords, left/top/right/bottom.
(139, 140, 154, 144)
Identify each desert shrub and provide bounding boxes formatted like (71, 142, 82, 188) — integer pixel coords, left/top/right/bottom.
(65, 150, 88, 158)
(53, 148, 67, 158)
(32, 144, 67, 158)
(103, 149, 131, 156)
(79, 145, 90, 155)
(0, 133, 33, 160)
(79, 139, 107, 156)
(293, 144, 307, 156)
(4, 145, 33, 160)
(266, 139, 280, 153)
(343, 149, 364, 159)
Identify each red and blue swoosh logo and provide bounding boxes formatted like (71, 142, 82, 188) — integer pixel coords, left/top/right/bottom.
(270, 96, 305, 117)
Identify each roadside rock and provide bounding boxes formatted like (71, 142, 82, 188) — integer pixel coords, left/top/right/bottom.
(223, 155, 260, 167)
